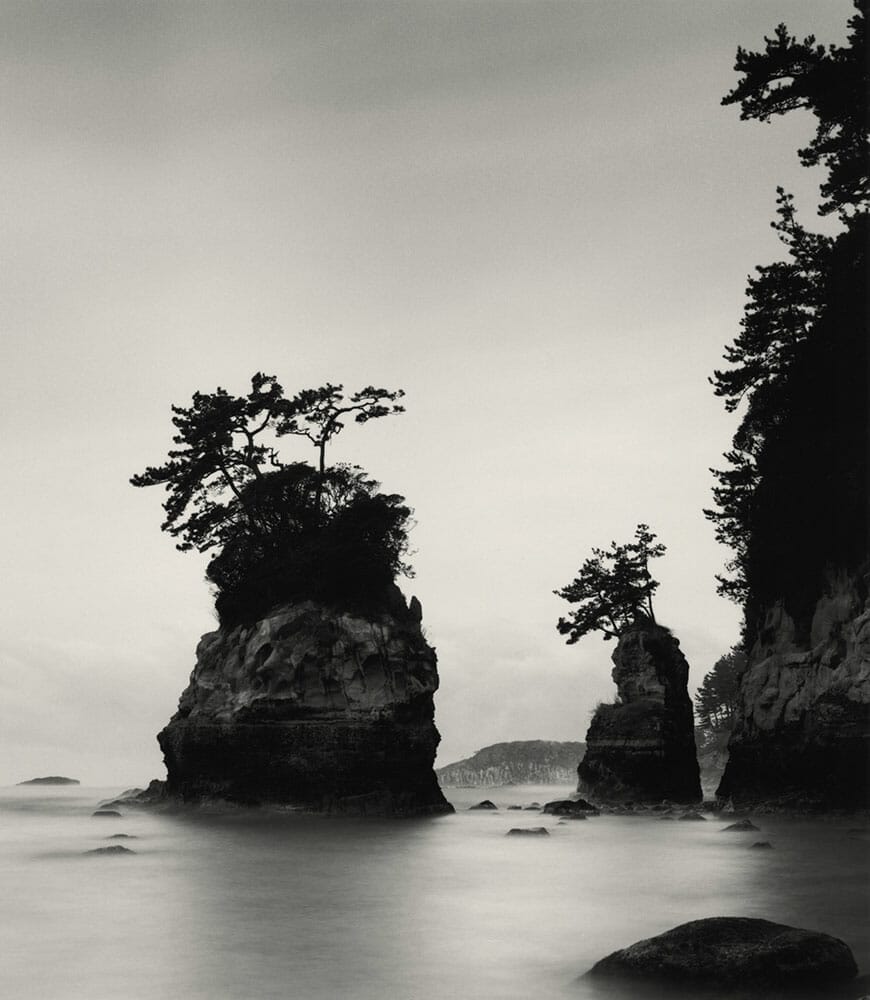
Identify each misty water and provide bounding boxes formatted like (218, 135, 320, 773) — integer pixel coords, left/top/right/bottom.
(3, 784, 869, 1000)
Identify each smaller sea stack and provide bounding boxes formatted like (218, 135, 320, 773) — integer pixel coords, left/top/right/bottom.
(578, 622, 701, 803)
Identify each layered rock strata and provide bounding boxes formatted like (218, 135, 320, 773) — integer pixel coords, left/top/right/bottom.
(717, 571, 870, 810)
(578, 623, 701, 803)
(158, 588, 452, 816)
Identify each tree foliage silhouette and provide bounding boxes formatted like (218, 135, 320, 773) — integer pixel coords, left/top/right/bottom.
(131, 374, 411, 624)
(695, 648, 745, 732)
(707, 1, 868, 641)
(555, 525, 666, 643)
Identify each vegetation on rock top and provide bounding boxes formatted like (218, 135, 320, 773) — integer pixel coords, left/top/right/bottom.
(132, 376, 412, 625)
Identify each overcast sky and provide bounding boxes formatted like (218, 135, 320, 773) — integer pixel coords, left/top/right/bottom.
(0, 0, 853, 785)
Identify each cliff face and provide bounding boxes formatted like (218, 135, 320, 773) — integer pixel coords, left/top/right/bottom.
(158, 588, 452, 816)
(578, 623, 701, 803)
(717, 571, 870, 809)
(436, 741, 586, 786)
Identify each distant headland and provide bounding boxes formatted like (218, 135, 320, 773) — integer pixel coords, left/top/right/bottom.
(17, 777, 80, 786)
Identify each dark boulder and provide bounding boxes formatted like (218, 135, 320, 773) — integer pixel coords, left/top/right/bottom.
(84, 845, 135, 856)
(722, 819, 760, 832)
(92, 810, 121, 818)
(506, 827, 549, 836)
(469, 800, 497, 810)
(751, 841, 773, 849)
(677, 810, 706, 821)
(542, 798, 598, 816)
(587, 917, 857, 988)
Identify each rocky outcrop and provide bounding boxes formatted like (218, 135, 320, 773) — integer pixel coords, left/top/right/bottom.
(577, 622, 701, 803)
(436, 740, 586, 786)
(717, 571, 870, 810)
(157, 588, 452, 816)
(588, 917, 858, 988)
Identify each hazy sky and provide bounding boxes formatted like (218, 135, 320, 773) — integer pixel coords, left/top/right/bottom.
(0, 0, 853, 784)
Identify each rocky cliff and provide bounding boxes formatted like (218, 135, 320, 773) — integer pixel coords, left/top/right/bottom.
(717, 571, 870, 809)
(436, 740, 586, 786)
(578, 622, 701, 803)
(157, 587, 452, 816)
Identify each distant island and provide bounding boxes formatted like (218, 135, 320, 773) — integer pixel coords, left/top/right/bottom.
(17, 776, 80, 786)
(436, 741, 585, 786)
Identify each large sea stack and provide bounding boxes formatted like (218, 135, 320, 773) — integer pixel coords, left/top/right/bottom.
(717, 571, 870, 810)
(158, 586, 452, 816)
(578, 622, 701, 803)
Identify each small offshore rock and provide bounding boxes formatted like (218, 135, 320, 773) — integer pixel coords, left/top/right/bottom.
(507, 805, 523, 810)
(106, 834, 137, 840)
(543, 798, 598, 816)
(721, 819, 760, 832)
(469, 800, 497, 810)
(678, 810, 706, 821)
(751, 841, 773, 849)
(92, 810, 121, 818)
(588, 917, 858, 987)
(506, 827, 549, 836)
(84, 845, 135, 856)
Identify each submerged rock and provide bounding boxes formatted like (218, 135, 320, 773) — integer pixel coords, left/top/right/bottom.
(677, 810, 706, 821)
(721, 819, 760, 832)
(469, 800, 497, 811)
(588, 917, 858, 987)
(92, 810, 121, 818)
(84, 845, 135, 856)
(157, 589, 452, 817)
(506, 827, 549, 836)
(751, 841, 773, 849)
(578, 623, 701, 805)
(718, 571, 870, 811)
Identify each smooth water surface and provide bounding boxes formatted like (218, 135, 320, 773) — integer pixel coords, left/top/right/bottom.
(2, 784, 868, 1000)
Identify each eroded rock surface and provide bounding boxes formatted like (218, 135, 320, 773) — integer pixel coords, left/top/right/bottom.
(718, 571, 870, 810)
(577, 623, 701, 804)
(158, 588, 451, 816)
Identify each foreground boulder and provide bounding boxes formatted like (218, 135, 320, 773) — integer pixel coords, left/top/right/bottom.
(157, 589, 452, 817)
(578, 622, 701, 804)
(588, 917, 857, 988)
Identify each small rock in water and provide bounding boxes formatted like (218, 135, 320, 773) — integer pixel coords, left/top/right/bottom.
(677, 810, 706, 821)
(506, 827, 549, 837)
(721, 819, 760, 832)
(542, 798, 598, 816)
(468, 800, 497, 810)
(751, 841, 773, 849)
(106, 834, 137, 840)
(507, 805, 523, 810)
(587, 916, 858, 987)
(92, 810, 121, 818)
(84, 845, 135, 856)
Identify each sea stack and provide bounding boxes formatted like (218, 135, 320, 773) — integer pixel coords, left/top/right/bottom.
(717, 571, 870, 810)
(158, 586, 452, 816)
(578, 621, 701, 803)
